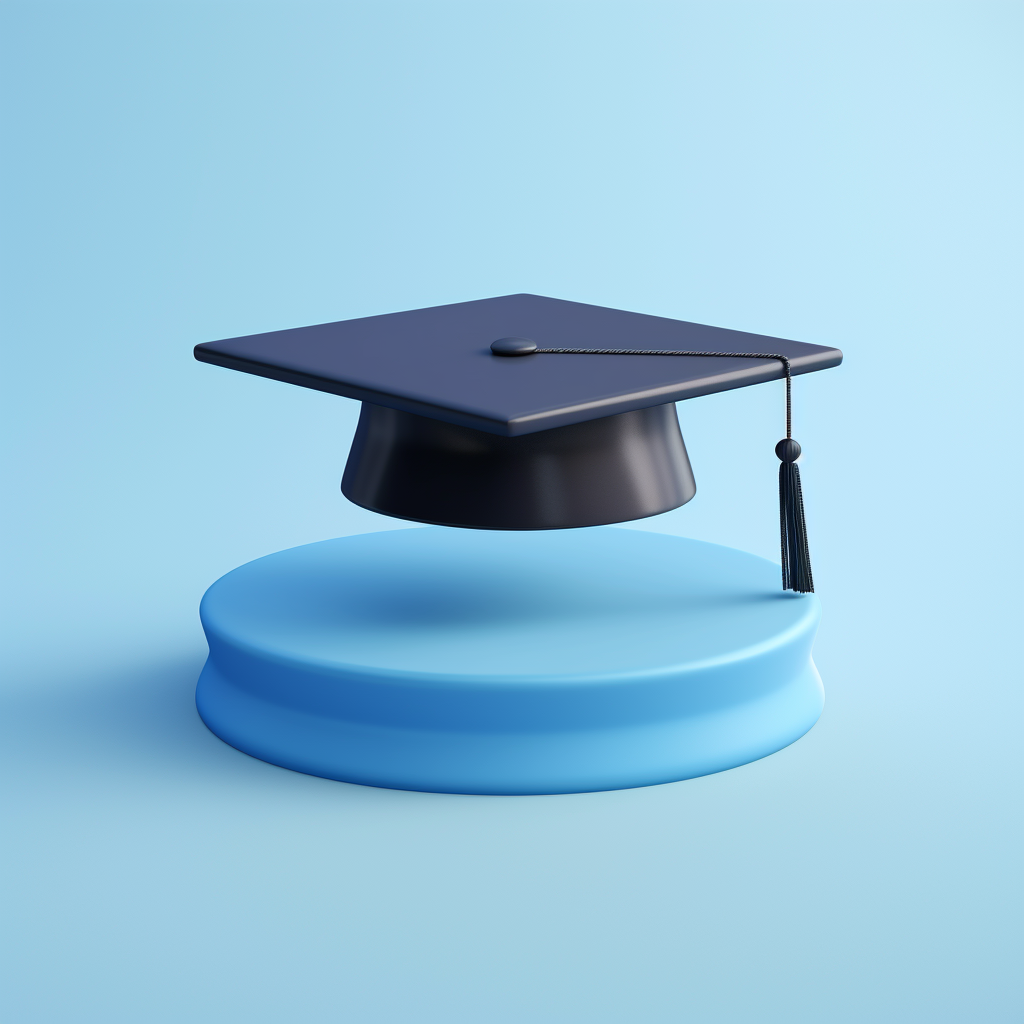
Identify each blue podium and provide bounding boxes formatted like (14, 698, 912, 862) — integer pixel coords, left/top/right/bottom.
(196, 528, 823, 794)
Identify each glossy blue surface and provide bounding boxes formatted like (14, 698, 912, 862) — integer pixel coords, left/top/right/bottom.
(196, 529, 822, 792)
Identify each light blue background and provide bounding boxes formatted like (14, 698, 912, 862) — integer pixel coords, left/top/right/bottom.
(2, 2, 1020, 1021)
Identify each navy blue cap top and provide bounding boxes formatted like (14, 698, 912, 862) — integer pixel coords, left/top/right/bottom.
(194, 293, 842, 436)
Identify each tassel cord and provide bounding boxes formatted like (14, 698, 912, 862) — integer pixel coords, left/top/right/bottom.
(535, 347, 794, 438)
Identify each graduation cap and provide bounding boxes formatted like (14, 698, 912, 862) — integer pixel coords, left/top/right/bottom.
(195, 293, 842, 593)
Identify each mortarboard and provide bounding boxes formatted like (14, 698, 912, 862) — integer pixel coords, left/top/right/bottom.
(195, 293, 841, 591)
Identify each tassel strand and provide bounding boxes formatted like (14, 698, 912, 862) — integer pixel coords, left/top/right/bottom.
(776, 439, 814, 593)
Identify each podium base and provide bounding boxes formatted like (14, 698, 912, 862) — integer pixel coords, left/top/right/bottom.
(196, 528, 823, 795)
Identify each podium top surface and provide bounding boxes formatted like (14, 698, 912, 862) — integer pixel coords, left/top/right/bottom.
(201, 527, 818, 683)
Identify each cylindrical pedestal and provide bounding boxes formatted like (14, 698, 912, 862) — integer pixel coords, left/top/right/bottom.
(196, 528, 823, 795)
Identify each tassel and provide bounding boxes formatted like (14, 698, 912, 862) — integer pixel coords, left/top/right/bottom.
(776, 439, 814, 593)
(510, 342, 820, 593)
